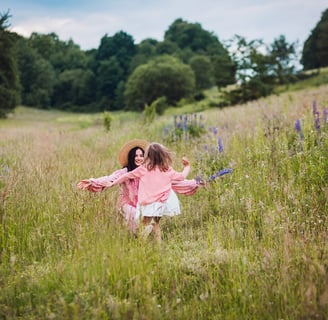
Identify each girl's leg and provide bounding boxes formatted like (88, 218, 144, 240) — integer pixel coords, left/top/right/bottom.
(152, 217, 162, 244)
(141, 216, 154, 239)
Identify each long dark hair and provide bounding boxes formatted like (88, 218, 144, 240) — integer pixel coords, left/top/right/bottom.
(126, 147, 144, 172)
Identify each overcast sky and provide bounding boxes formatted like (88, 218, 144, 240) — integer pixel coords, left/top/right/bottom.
(2, 0, 327, 51)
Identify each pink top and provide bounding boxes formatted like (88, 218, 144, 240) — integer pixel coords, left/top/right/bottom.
(112, 165, 190, 205)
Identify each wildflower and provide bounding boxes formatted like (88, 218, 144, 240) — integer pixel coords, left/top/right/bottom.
(208, 168, 233, 181)
(217, 168, 233, 176)
(312, 101, 318, 115)
(315, 115, 320, 131)
(213, 127, 218, 135)
(193, 113, 197, 126)
(295, 119, 301, 132)
(217, 137, 224, 153)
(323, 108, 327, 125)
(209, 174, 216, 181)
(295, 119, 304, 140)
(199, 114, 204, 128)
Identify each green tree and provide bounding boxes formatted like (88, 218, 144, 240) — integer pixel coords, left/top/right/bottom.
(96, 57, 124, 110)
(301, 9, 328, 70)
(164, 18, 236, 89)
(124, 55, 195, 111)
(96, 31, 135, 75)
(269, 35, 298, 84)
(165, 18, 224, 54)
(211, 54, 236, 90)
(16, 38, 56, 108)
(225, 35, 274, 104)
(52, 69, 96, 111)
(0, 11, 19, 117)
(189, 55, 215, 90)
(129, 38, 158, 72)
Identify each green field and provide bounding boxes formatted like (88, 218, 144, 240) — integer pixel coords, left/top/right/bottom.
(0, 84, 327, 319)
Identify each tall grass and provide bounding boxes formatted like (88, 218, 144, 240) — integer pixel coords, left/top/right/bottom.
(0, 85, 327, 319)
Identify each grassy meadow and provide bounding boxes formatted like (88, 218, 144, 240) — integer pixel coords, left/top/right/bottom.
(0, 83, 328, 319)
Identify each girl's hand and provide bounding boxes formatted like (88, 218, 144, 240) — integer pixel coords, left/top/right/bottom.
(182, 157, 189, 166)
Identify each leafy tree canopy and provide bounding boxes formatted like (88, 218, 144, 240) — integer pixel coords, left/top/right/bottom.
(0, 10, 19, 117)
(301, 9, 328, 70)
(124, 55, 195, 111)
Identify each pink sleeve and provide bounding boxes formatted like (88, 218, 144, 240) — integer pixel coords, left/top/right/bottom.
(170, 165, 190, 181)
(172, 179, 199, 196)
(77, 168, 127, 192)
(112, 166, 143, 186)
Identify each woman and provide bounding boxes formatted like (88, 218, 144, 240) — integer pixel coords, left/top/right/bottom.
(77, 139, 201, 235)
(110, 142, 191, 243)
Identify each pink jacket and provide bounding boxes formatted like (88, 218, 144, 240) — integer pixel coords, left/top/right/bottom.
(112, 165, 190, 205)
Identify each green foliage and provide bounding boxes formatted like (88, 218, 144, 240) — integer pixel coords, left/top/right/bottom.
(124, 55, 196, 111)
(103, 111, 112, 131)
(302, 9, 328, 70)
(0, 11, 19, 117)
(211, 54, 236, 89)
(1, 12, 326, 116)
(189, 55, 215, 90)
(269, 35, 298, 84)
(143, 103, 156, 124)
(16, 38, 56, 108)
(164, 18, 226, 55)
(224, 35, 299, 104)
(152, 96, 168, 115)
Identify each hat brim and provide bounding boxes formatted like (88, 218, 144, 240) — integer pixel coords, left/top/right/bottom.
(118, 139, 149, 166)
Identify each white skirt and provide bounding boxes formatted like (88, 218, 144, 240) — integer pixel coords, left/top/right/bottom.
(136, 190, 181, 220)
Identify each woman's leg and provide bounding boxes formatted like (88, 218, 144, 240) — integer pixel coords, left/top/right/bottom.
(122, 204, 138, 235)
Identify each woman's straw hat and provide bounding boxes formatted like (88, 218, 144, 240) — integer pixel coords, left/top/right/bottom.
(118, 139, 149, 166)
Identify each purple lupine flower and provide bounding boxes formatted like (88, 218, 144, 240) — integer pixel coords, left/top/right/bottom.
(199, 114, 204, 128)
(208, 168, 232, 182)
(315, 114, 320, 131)
(323, 108, 327, 125)
(213, 127, 218, 135)
(218, 137, 224, 153)
(209, 174, 216, 181)
(312, 101, 318, 115)
(183, 115, 188, 131)
(295, 119, 304, 140)
(196, 175, 202, 184)
(216, 168, 233, 177)
(295, 119, 301, 132)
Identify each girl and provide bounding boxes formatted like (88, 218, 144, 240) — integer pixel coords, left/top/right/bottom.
(77, 140, 200, 236)
(110, 142, 191, 243)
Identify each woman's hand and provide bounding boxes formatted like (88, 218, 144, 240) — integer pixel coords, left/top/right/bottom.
(77, 179, 91, 189)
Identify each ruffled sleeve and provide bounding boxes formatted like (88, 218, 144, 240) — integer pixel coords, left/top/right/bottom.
(77, 168, 128, 192)
(172, 179, 199, 196)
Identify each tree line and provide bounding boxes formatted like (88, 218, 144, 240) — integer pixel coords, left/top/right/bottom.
(0, 9, 328, 118)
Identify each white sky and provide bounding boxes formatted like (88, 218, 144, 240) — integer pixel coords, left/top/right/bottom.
(2, 0, 327, 50)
